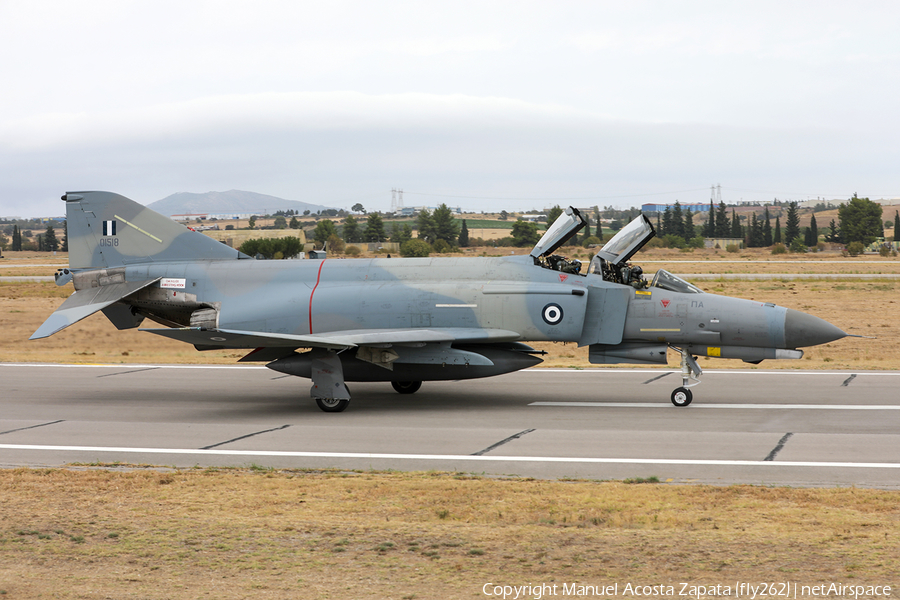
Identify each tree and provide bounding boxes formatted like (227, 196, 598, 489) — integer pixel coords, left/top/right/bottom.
(546, 205, 564, 225)
(416, 209, 437, 242)
(661, 206, 673, 236)
(289, 216, 300, 229)
(273, 215, 287, 229)
(671, 202, 684, 238)
(248, 215, 257, 230)
(458, 219, 469, 247)
(804, 213, 819, 246)
(351, 203, 366, 214)
(825, 219, 841, 243)
(784, 202, 801, 245)
(44, 224, 59, 252)
(11, 225, 21, 251)
(313, 219, 337, 247)
(762, 207, 773, 246)
(594, 207, 603, 240)
(390, 222, 413, 244)
(683, 208, 695, 240)
(774, 217, 782, 244)
(511, 220, 540, 247)
(747, 213, 761, 247)
(61, 220, 68, 252)
(581, 216, 591, 242)
(894, 211, 900, 241)
(731, 210, 742, 239)
(364, 213, 386, 242)
(838, 195, 883, 246)
(432, 204, 459, 245)
(342, 214, 362, 242)
(715, 201, 729, 238)
(705, 201, 716, 237)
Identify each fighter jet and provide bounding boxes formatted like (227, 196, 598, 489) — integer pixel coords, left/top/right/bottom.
(32, 192, 847, 411)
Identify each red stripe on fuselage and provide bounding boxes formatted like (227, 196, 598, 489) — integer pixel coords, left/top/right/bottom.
(308, 260, 326, 333)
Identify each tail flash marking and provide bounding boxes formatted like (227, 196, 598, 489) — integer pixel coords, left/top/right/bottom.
(102, 220, 116, 236)
(114, 214, 162, 243)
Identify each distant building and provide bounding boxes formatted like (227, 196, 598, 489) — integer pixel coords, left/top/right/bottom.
(642, 203, 710, 213)
(399, 206, 462, 216)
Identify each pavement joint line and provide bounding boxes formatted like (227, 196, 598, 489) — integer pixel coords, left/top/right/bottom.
(472, 429, 536, 456)
(642, 373, 671, 384)
(529, 402, 900, 409)
(2, 444, 899, 469)
(97, 367, 160, 378)
(0, 420, 65, 436)
(764, 432, 794, 462)
(200, 424, 292, 450)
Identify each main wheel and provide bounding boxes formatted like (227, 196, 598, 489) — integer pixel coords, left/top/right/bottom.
(391, 381, 422, 394)
(316, 397, 350, 412)
(671, 387, 692, 407)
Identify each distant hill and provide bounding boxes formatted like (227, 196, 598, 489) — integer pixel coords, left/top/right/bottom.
(147, 190, 336, 216)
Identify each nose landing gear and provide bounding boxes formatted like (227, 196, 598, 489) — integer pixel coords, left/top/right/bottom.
(670, 347, 701, 407)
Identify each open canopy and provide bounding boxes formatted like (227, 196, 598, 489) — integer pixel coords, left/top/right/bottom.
(593, 214, 655, 267)
(529, 207, 586, 259)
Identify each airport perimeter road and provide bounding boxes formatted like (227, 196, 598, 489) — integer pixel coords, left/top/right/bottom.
(2, 364, 899, 488)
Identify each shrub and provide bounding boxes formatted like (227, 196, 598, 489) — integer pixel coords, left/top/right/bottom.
(789, 238, 808, 253)
(582, 236, 602, 248)
(725, 244, 739, 253)
(432, 239, 453, 253)
(879, 244, 892, 257)
(345, 246, 361, 257)
(847, 241, 865, 256)
(771, 243, 787, 255)
(400, 239, 432, 257)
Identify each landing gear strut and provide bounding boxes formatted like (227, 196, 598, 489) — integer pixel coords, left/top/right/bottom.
(670, 346, 701, 407)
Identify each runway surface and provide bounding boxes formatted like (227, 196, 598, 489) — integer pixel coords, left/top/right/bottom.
(2, 363, 899, 488)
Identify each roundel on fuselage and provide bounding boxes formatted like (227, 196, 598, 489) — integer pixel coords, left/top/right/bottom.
(541, 303, 564, 325)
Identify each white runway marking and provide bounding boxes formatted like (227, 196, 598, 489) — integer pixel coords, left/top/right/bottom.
(530, 402, 900, 410)
(1, 444, 898, 470)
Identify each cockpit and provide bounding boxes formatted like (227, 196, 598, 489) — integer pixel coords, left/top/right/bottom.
(532, 208, 704, 293)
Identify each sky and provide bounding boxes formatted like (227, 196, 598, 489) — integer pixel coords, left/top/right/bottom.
(2, 0, 899, 217)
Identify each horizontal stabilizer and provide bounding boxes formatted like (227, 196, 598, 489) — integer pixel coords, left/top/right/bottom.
(140, 326, 522, 350)
(30, 278, 161, 340)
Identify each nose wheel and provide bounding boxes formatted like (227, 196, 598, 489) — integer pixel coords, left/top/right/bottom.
(671, 387, 692, 407)
(670, 347, 701, 407)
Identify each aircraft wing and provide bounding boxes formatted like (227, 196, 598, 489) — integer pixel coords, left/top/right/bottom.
(30, 278, 162, 340)
(140, 326, 522, 350)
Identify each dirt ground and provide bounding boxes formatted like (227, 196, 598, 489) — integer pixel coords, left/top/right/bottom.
(1, 469, 898, 599)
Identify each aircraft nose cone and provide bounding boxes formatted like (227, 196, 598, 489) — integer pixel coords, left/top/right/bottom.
(784, 308, 847, 348)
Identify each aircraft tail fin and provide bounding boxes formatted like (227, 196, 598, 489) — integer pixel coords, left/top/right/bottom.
(62, 191, 246, 269)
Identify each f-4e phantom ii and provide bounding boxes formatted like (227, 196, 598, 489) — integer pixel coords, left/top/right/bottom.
(32, 192, 848, 411)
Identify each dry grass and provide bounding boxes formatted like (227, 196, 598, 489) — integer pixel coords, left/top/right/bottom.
(1, 468, 898, 599)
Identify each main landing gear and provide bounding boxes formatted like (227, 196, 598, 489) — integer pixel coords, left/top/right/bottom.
(391, 381, 422, 394)
(670, 347, 702, 407)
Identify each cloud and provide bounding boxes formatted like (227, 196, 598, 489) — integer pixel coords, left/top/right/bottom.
(2, 90, 893, 216)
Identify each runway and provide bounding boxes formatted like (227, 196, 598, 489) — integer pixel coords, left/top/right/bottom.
(2, 363, 899, 488)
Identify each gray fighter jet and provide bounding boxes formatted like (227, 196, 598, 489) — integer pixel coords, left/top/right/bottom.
(32, 192, 847, 411)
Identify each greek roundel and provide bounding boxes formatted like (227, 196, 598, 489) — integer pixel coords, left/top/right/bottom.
(541, 303, 564, 325)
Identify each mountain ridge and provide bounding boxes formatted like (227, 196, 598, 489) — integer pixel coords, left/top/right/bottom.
(147, 190, 336, 216)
